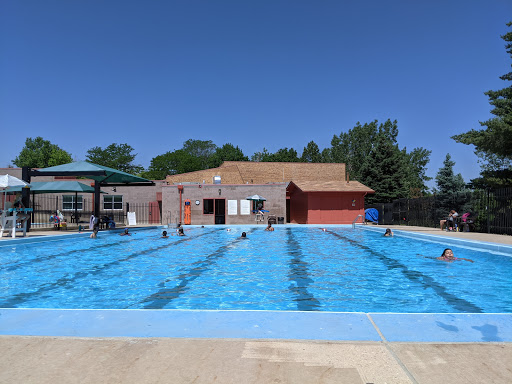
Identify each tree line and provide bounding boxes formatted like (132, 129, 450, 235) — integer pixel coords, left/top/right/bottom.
(10, 118, 434, 204)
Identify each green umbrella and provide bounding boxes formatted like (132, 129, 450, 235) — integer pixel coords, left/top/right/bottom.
(4, 181, 105, 225)
(29, 161, 153, 217)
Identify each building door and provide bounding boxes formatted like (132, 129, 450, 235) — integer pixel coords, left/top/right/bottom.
(214, 199, 225, 224)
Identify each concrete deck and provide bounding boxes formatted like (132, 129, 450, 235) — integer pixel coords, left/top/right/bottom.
(0, 225, 511, 383)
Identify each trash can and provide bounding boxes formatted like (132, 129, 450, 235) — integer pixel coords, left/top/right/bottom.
(278, 217, 284, 224)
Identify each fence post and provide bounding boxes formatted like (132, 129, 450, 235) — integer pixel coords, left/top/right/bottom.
(407, 199, 410, 226)
(487, 189, 490, 234)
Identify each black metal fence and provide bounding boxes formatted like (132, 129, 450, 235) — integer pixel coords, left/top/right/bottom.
(27, 195, 161, 229)
(367, 187, 512, 236)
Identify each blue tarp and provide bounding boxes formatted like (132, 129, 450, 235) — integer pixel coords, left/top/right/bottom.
(365, 208, 378, 223)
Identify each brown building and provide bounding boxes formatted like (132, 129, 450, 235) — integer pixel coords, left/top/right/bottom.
(164, 162, 374, 225)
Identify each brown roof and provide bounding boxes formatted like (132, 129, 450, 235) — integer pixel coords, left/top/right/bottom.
(165, 161, 374, 193)
(166, 161, 347, 185)
(166, 165, 244, 184)
(219, 161, 345, 184)
(289, 180, 375, 193)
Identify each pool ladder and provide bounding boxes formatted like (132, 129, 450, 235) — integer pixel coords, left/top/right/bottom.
(352, 214, 364, 228)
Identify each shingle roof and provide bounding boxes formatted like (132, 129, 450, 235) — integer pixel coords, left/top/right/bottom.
(166, 165, 244, 184)
(289, 180, 375, 193)
(218, 161, 346, 184)
(165, 161, 372, 193)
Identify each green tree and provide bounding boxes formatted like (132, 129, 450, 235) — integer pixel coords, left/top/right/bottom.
(326, 119, 431, 199)
(268, 147, 299, 162)
(320, 148, 332, 162)
(435, 154, 465, 194)
(405, 147, 432, 197)
(434, 154, 470, 218)
(452, 22, 512, 187)
(86, 143, 143, 174)
(13, 137, 73, 168)
(182, 139, 217, 169)
(251, 148, 271, 162)
(361, 124, 409, 204)
(470, 152, 512, 188)
(300, 141, 322, 163)
(208, 143, 248, 168)
(142, 150, 202, 179)
(330, 121, 379, 179)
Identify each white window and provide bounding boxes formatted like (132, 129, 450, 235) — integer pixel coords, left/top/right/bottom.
(62, 195, 83, 211)
(103, 195, 123, 210)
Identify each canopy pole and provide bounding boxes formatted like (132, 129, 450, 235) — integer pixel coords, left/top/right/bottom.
(21, 166, 31, 231)
(94, 182, 101, 218)
(75, 191, 78, 226)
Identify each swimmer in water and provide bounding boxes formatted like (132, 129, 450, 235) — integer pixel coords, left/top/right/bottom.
(90, 229, 98, 239)
(178, 227, 186, 236)
(161, 231, 168, 238)
(241, 232, 247, 238)
(436, 248, 474, 263)
(120, 228, 131, 236)
(384, 228, 393, 237)
(265, 223, 274, 231)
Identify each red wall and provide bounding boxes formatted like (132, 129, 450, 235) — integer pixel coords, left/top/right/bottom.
(307, 192, 366, 224)
(289, 188, 309, 224)
(290, 191, 367, 224)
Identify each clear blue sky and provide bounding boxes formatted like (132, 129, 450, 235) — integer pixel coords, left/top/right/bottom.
(1, 1, 510, 188)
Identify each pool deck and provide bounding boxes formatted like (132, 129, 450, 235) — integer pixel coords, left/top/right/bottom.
(0, 225, 511, 383)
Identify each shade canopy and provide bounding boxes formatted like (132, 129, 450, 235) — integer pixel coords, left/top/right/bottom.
(4, 181, 102, 194)
(0, 174, 29, 189)
(246, 194, 267, 201)
(32, 161, 153, 185)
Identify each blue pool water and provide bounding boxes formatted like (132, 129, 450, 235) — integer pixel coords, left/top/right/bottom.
(0, 226, 511, 313)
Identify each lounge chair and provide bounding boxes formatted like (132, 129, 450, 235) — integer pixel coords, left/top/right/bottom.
(459, 212, 476, 232)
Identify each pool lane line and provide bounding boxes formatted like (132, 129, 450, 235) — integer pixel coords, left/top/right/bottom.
(1, 234, 151, 272)
(325, 229, 484, 313)
(0, 228, 223, 308)
(284, 228, 321, 311)
(1, 226, 191, 271)
(139, 228, 258, 309)
(1, 227, 177, 271)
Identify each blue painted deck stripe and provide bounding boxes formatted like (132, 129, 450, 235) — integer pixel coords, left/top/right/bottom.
(0, 309, 380, 340)
(369, 313, 512, 342)
(1, 309, 510, 342)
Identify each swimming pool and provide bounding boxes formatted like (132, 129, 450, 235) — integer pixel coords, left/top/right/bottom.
(0, 226, 511, 313)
